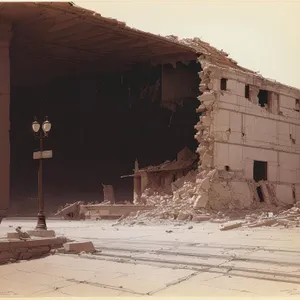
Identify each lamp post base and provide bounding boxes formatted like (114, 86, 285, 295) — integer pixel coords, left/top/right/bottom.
(36, 212, 47, 230)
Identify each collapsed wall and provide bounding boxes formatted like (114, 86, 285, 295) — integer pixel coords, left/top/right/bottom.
(138, 53, 300, 217)
(193, 56, 268, 211)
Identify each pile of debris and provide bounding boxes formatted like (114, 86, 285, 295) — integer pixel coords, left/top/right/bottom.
(55, 165, 300, 230)
(118, 200, 300, 229)
(243, 204, 300, 228)
(116, 168, 300, 229)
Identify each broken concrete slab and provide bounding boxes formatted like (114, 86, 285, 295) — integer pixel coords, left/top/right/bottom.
(220, 222, 243, 231)
(0, 236, 67, 265)
(27, 230, 56, 238)
(7, 230, 55, 239)
(63, 241, 96, 254)
(55, 201, 83, 220)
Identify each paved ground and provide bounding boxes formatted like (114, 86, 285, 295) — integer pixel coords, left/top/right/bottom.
(1, 218, 300, 297)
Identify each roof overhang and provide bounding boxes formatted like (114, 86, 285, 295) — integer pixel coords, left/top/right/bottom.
(0, 2, 199, 85)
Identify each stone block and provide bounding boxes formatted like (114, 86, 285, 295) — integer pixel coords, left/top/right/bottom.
(64, 241, 95, 254)
(200, 177, 210, 191)
(193, 194, 209, 209)
(27, 230, 56, 238)
(176, 212, 190, 221)
(7, 232, 20, 239)
(220, 222, 243, 231)
(0, 237, 66, 264)
(28, 237, 65, 248)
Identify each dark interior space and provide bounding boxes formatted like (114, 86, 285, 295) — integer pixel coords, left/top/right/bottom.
(220, 78, 227, 91)
(258, 89, 269, 107)
(253, 160, 267, 202)
(295, 99, 300, 112)
(10, 61, 200, 214)
(245, 85, 250, 99)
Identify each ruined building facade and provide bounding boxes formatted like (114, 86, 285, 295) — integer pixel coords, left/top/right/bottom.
(195, 56, 300, 209)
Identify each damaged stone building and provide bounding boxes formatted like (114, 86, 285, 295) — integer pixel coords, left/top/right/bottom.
(0, 2, 299, 219)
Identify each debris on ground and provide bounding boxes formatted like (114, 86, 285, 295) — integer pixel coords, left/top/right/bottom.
(55, 201, 85, 220)
(15, 226, 31, 240)
(220, 222, 243, 231)
(53, 164, 300, 230)
(63, 241, 96, 254)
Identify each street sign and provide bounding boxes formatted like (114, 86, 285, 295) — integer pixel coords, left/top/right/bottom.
(33, 150, 53, 160)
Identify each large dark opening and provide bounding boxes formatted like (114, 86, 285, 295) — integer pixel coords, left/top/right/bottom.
(258, 89, 269, 108)
(10, 61, 200, 215)
(253, 160, 267, 202)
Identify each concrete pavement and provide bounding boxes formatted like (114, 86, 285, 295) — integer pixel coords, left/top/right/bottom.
(0, 219, 300, 297)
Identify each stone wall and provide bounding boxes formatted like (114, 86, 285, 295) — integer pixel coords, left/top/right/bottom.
(196, 56, 300, 208)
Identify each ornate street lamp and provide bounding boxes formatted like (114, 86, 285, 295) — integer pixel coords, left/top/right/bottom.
(32, 117, 52, 230)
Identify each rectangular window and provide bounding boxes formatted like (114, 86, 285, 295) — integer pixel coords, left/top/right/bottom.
(258, 89, 269, 108)
(220, 78, 227, 91)
(245, 85, 250, 99)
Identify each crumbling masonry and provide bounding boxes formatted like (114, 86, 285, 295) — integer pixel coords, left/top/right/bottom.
(193, 55, 300, 210)
(135, 50, 300, 221)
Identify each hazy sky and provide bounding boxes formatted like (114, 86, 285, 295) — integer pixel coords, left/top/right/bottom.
(76, 0, 300, 89)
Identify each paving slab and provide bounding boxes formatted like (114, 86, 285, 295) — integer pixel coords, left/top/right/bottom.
(0, 219, 300, 297)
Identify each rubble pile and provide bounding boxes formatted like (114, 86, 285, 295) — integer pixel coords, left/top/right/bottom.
(122, 168, 247, 221)
(243, 204, 300, 228)
(117, 169, 222, 224)
(117, 168, 300, 229)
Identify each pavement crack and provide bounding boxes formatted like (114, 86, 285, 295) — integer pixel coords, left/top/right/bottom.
(63, 278, 145, 296)
(148, 271, 200, 295)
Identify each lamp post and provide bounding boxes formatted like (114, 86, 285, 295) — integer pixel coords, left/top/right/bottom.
(32, 117, 52, 230)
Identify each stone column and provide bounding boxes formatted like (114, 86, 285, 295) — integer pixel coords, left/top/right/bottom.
(0, 22, 12, 221)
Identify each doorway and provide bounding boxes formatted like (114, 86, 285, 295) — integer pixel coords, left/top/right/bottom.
(253, 160, 267, 202)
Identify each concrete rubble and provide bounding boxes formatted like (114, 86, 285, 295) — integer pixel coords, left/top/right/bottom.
(55, 201, 86, 220)
(54, 163, 300, 230)
(55, 201, 153, 220)
(63, 241, 96, 254)
(114, 168, 300, 229)
(0, 236, 67, 265)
